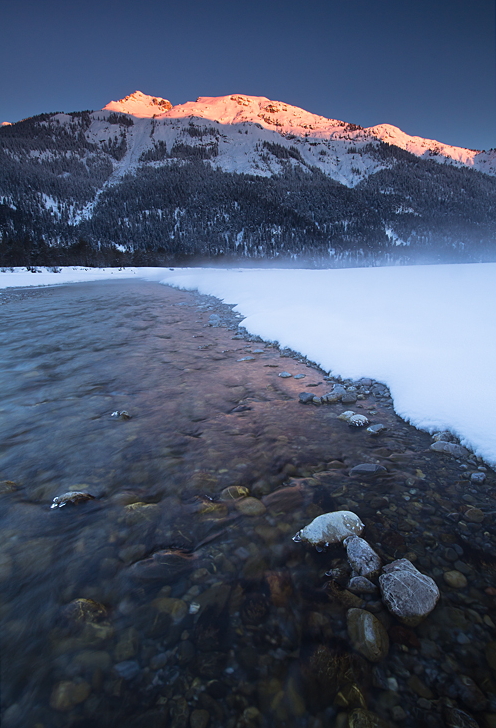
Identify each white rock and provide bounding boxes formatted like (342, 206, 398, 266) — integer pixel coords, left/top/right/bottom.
(344, 535, 381, 577)
(379, 558, 440, 626)
(293, 510, 364, 546)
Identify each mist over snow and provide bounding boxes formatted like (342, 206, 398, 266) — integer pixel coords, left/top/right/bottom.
(1, 263, 495, 466)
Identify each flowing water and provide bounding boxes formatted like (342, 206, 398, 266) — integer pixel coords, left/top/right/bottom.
(1, 279, 495, 728)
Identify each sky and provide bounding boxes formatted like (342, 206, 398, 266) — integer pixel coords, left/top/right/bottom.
(1, 0, 494, 150)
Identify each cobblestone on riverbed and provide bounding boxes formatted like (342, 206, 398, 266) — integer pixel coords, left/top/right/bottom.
(1, 280, 496, 728)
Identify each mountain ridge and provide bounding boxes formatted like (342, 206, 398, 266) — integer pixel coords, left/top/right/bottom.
(1, 90, 495, 267)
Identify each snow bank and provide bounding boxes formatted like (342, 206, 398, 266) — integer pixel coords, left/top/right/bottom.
(2, 263, 495, 465)
(0, 266, 144, 289)
(158, 264, 496, 466)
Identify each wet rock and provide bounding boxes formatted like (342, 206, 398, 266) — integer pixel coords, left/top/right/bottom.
(430, 441, 470, 457)
(407, 674, 434, 699)
(237, 356, 255, 362)
(176, 640, 195, 666)
(344, 535, 381, 578)
(241, 593, 270, 625)
(444, 570, 468, 588)
(342, 392, 358, 404)
(433, 431, 457, 443)
(262, 485, 306, 513)
(50, 680, 91, 711)
(220, 485, 250, 501)
(379, 558, 440, 626)
(235, 496, 266, 516)
(347, 608, 389, 662)
(444, 707, 481, 728)
(151, 597, 188, 624)
(170, 697, 190, 728)
(192, 651, 227, 679)
(128, 549, 198, 582)
(338, 410, 357, 422)
(470, 472, 486, 484)
(455, 675, 488, 712)
(367, 424, 387, 435)
(278, 371, 292, 378)
(265, 570, 293, 607)
(349, 463, 388, 478)
(190, 709, 210, 728)
(110, 410, 131, 420)
(347, 577, 378, 595)
(113, 660, 140, 680)
(323, 384, 347, 402)
(294, 510, 364, 547)
(114, 627, 139, 662)
(299, 392, 316, 404)
(121, 502, 160, 524)
(51, 491, 95, 509)
(325, 581, 365, 609)
(463, 508, 485, 523)
(62, 598, 107, 625)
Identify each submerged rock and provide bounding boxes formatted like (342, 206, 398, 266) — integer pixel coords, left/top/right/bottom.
(379, 559, 440, 626)
(367, 424, 387, 435)
(347, 608, 389, 663)
(294, 510, 364, 547)
(347, 576, 378, 595)
(349, 463, 387, 478)
(344, 535, 381, 578)
(128, 549, 198, 581)
(430, 441, 470, 458)
(51, 491, 95, 509)
(110, 410, 131, 420)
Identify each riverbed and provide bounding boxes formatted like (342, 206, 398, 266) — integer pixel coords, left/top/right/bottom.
(1, 280, 495, 728)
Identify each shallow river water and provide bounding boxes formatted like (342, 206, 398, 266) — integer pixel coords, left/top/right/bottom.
(1, 280, 496, 728)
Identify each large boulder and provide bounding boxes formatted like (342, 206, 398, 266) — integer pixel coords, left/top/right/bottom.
(293, 511, 364, 547)
(379, 559, 440, 626)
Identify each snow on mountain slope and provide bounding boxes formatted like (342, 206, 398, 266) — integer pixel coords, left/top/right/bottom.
(369, 123, 496, 176)
(100, 91, 496, 176)
(103, 90, 172, 116)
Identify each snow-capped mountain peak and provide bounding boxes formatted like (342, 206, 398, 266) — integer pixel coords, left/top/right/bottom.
(103, 91, 172, 117)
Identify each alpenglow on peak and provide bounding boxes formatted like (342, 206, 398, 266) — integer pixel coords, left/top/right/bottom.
(103, 91, 172, 117)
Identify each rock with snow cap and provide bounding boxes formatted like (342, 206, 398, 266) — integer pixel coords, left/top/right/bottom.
(344, 535, 381, 578)
(293, 510, 364, 547)
(348, 414, 369, 427)
(379, 558, 440, 626)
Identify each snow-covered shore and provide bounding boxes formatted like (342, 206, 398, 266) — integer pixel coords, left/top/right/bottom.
(2, 263, 496, 466)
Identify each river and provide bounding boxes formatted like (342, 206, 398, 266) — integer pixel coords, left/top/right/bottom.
(1, 280, 495, 728)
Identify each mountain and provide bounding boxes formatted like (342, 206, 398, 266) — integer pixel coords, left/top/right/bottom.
(1, 91, 495, 267)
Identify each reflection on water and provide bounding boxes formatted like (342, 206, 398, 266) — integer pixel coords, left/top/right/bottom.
(1, 280, 495, 728)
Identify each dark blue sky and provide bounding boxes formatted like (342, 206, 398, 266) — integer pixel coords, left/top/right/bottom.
(2, 0, 494, 150)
